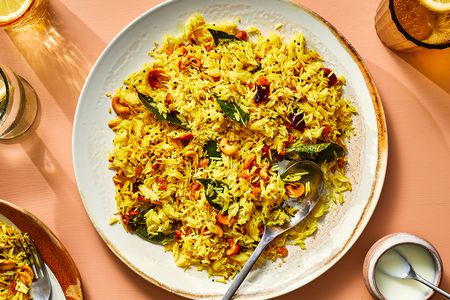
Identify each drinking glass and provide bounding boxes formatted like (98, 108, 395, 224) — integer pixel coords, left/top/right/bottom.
(0, 0, 48, 30)
(375, 0, 450, 52)
(0, 65, 38, 139)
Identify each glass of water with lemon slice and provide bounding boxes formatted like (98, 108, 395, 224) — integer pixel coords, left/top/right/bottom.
(375, 0, 450, 51)
(0, 0, 47, 30)
(0, 65, 38, 139)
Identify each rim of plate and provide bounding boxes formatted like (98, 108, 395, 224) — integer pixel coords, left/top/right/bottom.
(72, 0, 388, 298)
(0, 199, 84, 299)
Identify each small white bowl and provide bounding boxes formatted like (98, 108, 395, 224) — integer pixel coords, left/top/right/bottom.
(363, 233, 443, 300)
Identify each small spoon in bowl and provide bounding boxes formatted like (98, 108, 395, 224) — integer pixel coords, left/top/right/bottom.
(222, 160, 324, 300)
(379, 249, 450, 298)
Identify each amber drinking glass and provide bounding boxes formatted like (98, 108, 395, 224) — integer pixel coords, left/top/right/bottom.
(375, 0, 450, 51)
(0, 0, 48, 30)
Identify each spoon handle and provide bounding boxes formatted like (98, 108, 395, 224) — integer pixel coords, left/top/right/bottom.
(414, 273, 450, 299)
(222, 236, 272, 300)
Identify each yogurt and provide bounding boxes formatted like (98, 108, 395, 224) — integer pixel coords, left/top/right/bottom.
(375, 244, 436, 300)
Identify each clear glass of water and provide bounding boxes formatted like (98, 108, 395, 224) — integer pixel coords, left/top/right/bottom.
(0, 65, 38, 139)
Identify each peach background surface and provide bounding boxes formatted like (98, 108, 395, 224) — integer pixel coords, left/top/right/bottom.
(1, 0, 449, 299)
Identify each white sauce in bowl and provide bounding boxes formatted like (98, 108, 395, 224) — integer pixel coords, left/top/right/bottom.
(375, 244, 436, 300)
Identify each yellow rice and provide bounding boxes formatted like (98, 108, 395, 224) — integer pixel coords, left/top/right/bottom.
(0, 222, 34, 300)
(108, 14, 356, 280)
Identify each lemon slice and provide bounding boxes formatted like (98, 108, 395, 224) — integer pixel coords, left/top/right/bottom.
(0, 82, 6, 103)
(0, 0, 33, 24)
(420, 0, 450, 12)
(0, 68, 9, 119)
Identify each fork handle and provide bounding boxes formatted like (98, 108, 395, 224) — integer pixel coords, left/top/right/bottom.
(222, 236, 272, 300)
(414, 273, 450, 299)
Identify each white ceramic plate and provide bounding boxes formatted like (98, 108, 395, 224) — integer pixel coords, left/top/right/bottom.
(73, 0, 387, 299)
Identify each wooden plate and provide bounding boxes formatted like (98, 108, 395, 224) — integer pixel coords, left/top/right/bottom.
(0, 199, 83, 299)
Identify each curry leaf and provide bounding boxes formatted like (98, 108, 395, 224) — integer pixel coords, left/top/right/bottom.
(128, 206, 174, 245)
(208, 29, 240, 45)
(136, 89, 185, 127)
(134, 227, 174, 245)
(204, 141, 221, 158)
(286, 142, 344, 162)
(216, 98, 249, 125)
(196, 178, 228, 210)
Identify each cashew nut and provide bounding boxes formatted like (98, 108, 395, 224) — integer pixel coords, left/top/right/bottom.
(199, 158, 209, 168)
(0, 259, 16, 271)
(113, 174, 127, 187)
(108, 118, 121, 129)
(185, 150, 199, 167)
(18, 270, 33, 286)
(219, 138, 238, 156)
(252, 187, 261, 196)
(111, 96, 130, 116)
(243, 153, 256, 169)
(185, 150, 198, 158)
(259, 164, 270, 181)
(240, 169, 251, 179)
(216, 213, 236, 226)
(286, 183, 305, 198)
(213, 225, 224, 238)
(226, 239, 241, 256)
(21, 265, 34, 278)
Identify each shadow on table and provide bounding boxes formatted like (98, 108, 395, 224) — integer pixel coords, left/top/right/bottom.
(396, 48, 450, 95)
(5, 0, 105, 122)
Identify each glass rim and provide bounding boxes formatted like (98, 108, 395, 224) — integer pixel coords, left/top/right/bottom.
(389, 0, 450, 49)
(0, 67, 11, 120)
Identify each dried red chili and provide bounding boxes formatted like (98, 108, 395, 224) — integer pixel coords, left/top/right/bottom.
(289, 111, 306, 132)
(235, 30, 248, 41)
(254, 77, 270, 103)
(226, 239, 241, 256)
(262, 144, 271, 158)
(322, 67, 338, 87)
(147, 68, 167, 89)
(321, 124, 333, 138)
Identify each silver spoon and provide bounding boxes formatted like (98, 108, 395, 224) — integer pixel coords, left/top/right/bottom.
(379, 249, 450, 298)
(222, 160, 324, 300)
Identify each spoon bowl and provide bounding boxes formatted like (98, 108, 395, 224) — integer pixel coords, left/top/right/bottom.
(222, 160, 324, 300)
(380, 249, 450, 299)
(363, 233, 444, 300)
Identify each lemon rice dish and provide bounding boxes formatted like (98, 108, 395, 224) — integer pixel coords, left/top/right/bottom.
(108, 14, 356, 280)
(0, 222, 34, 300)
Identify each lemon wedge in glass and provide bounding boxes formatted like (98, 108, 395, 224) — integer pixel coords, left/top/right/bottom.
(0, 0, 33, 25)
(420, 0, 450, 12)
(0, 83, 6, 103)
